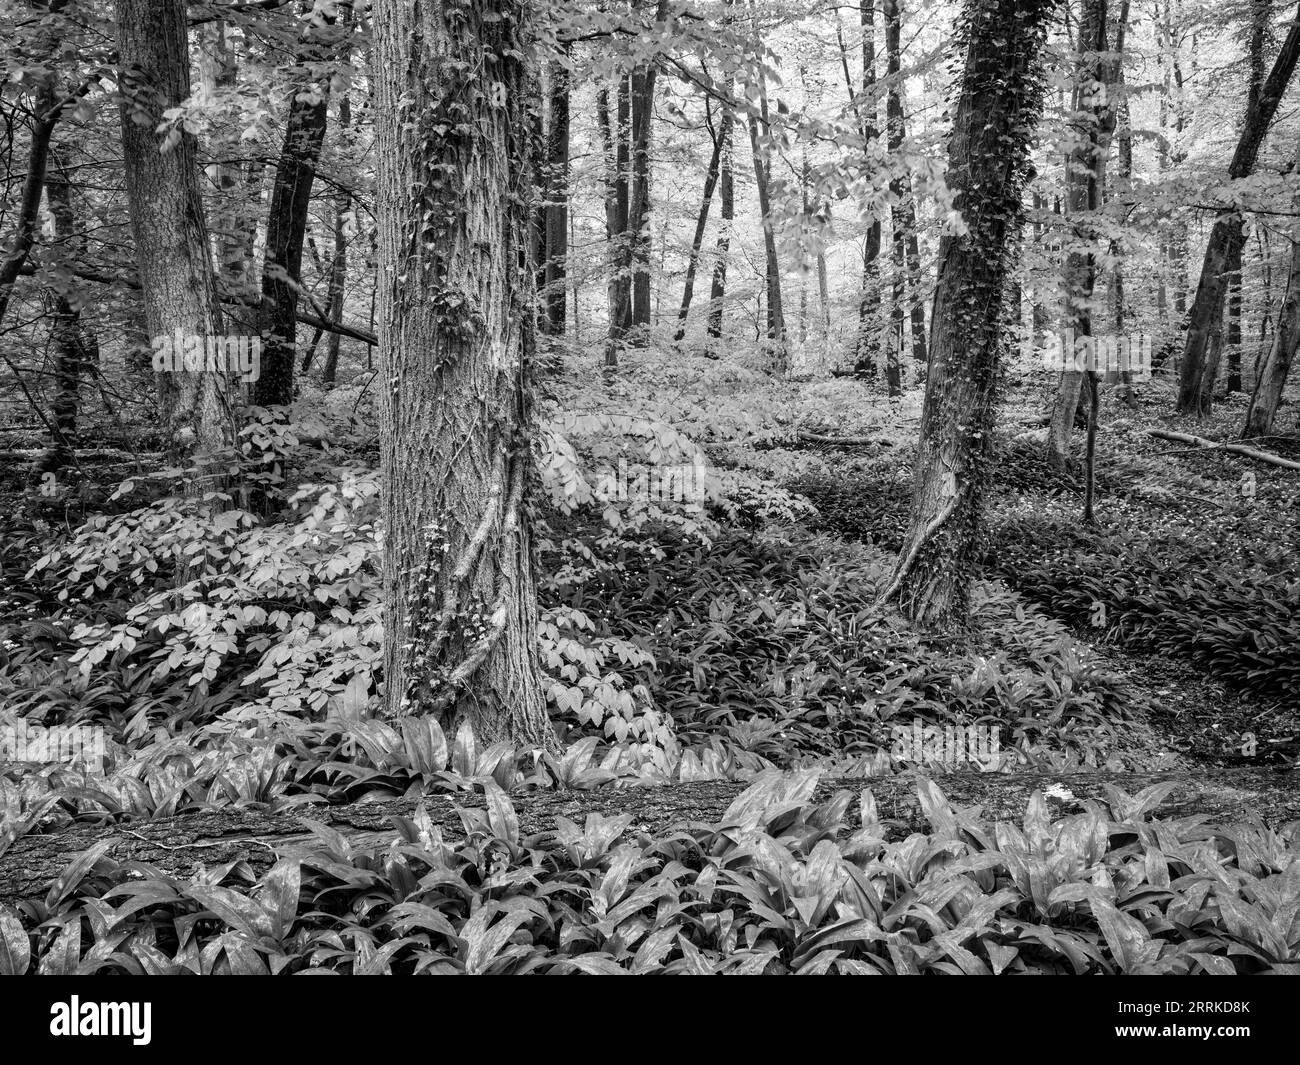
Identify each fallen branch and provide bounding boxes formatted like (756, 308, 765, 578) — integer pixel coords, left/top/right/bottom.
(798, 431, 893, 447)
(2, 768, 1295, 904)
(1147, 429, 1300, 471)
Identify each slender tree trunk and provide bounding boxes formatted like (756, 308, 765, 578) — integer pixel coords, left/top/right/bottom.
(253, 20, 339, 408)
(674, 103, 724, 341)
(42, 166, 94, 469)
(883, 0, 926, 365)
(321, 90, 351, 387)
(1046, 0, 1119, 470)
(540, 55, 570, 337)
(629, 61, 656, 335)
(599, 80, 632, 365)
(1226, 265, 1243, 394)
(1244, 158, 1300, 437)
(373, 0, 553, 747)
(748, 108, 787, 371)
(116, 0, 232, 461)
(881, 0, 1052, 629)
(0, 82, 61, 332)
(198, 20, 246, 295)
(706, 105, 734, 342)
(1031, 192, 1049, 347)
(849, 1, 882, 375)
(1178, 3, 1300, 414)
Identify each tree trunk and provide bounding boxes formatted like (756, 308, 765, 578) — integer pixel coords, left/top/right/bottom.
(116, 0, 232, 461)
(1243, 180, 1300, 437)
(748, 109, 787, 372)
(0, 82, 61, 332)
(197, 19, 248, 297)
(674, 103, 725, 341)
(706, 105, 734, 341)
(321, 90, 351, 387)
(540, 56, 570, 337)
(373, 0, 554, 748)
(883, 0, 926, 367)
(629, 60, 656, 335)
(880, 0, 1053, 630)
(42, 165, 96, 470)
(848, 1, 882, 376)
(252, 19, 339, 408)
(1177, 3, 1300, 415)
(598, 81, 632, 366)
(1046, 0, 1119, 471)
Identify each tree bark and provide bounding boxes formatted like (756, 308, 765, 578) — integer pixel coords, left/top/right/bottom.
(629, 57, 657, 334)
(1243, 177, 1300, 437)
(674, 103, 725, 341)
(883, 0, 926, 367)
(252, 18, 340, 408)
(1046, 0, 1121, 472)
(1177, 3, 1300, 415)
(0, 80, 66, 332)
(848, 2, 883, 376)
(706, 104, 734, 341)
(539, 55, 570, 337)
(320, 89, 351, 388)
(598, 81, 631, 366)
(748, 108, 787, 372)
(880, 0, 1053, 630)
(42, 164, 99, 470)
(373, 0, 554, 748)
(116, 0, 232, 461)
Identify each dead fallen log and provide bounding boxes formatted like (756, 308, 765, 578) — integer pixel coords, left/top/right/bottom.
(798, 431, 894, 447)
(0, 448, 156, 465)
(2, 768, 1295, 904)
(1147, 429, 1300, 471)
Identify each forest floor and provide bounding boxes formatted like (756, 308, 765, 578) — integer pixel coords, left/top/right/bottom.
(2, 368, 1298, 973)
(768, 374, 1299, 776)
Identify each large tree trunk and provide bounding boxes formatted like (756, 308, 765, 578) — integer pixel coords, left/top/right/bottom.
(1177, 3, 1300, 415)
(373, 0, 553, 748)
(252, 19, 340, 408)
(674, 103, 725, 341)
(880, 0, 1053, 630)
(116, 0, 232, 461)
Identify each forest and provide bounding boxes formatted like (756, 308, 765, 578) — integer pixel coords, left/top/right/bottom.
(0, 0, 1297, 984)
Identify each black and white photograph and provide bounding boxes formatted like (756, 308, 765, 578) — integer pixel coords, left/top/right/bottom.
(0, 0, 1296, 1029)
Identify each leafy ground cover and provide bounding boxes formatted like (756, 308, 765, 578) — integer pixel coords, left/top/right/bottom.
(1, 373, 1297, 972)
